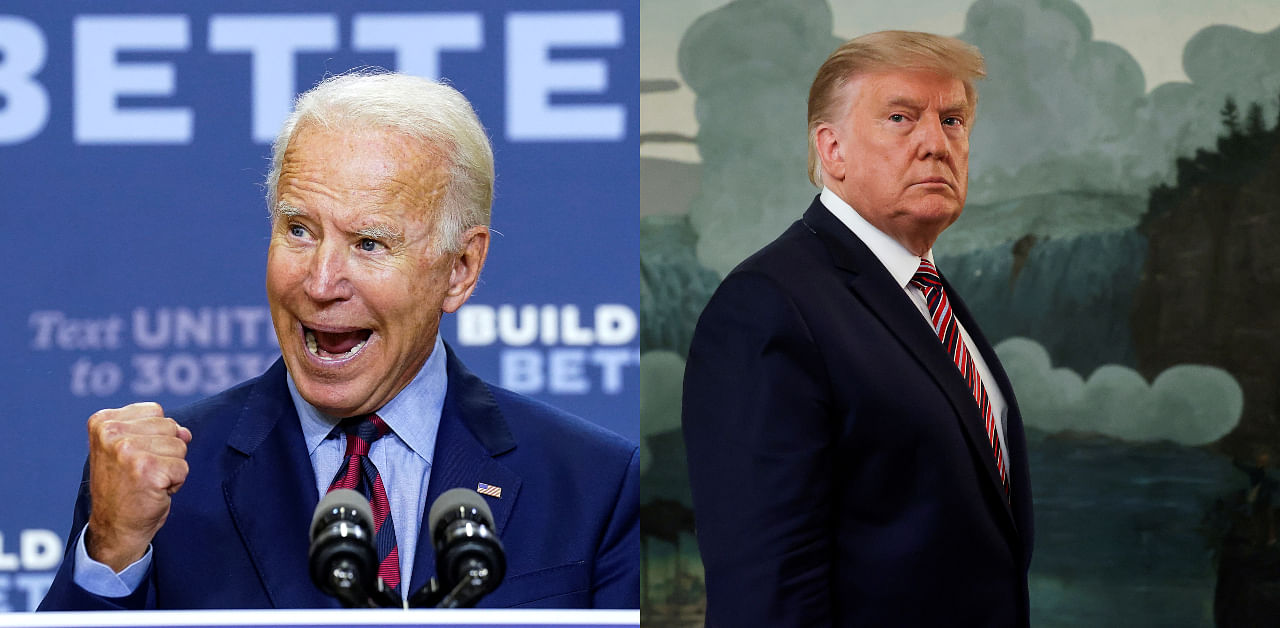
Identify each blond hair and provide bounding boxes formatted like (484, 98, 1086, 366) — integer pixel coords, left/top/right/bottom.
(807, 31, 986, 185)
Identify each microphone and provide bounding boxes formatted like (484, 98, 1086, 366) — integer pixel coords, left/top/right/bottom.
(308, 489, 387, 608)
(426, 488, 506, 608)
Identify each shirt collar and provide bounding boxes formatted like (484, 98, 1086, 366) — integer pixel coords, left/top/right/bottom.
(819, 186, 934, 288)
(291, 333, 448, 465)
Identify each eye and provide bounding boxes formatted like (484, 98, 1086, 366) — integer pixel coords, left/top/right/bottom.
(288, 224, 307, 238)
(358, 238, 381, 252)
(943, 116, 964, 127)
(888, 113, 906, 123)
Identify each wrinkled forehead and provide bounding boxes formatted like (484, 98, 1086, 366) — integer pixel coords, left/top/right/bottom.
(842, 68, 975, 115)
(279, 122, 452, 213)
(286, 120, 449, 171)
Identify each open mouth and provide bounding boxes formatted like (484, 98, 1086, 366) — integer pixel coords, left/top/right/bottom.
(304, 326, 373, 361)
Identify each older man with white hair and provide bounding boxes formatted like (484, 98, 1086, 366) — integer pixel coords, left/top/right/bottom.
(39, 71, 639, 611)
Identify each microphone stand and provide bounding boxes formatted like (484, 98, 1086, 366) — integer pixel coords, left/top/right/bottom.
(325, 562, 402, 609)
(334, 571, 490, 609)
(406, 560, 494, 609)
(433, 565, 493, 609)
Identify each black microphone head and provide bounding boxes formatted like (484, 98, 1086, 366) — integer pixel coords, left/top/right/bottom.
(309, 489, 378, 603)
(428, 488, 505, 604)
(311, 488, 373, 540)
(428, 487, 495, 537)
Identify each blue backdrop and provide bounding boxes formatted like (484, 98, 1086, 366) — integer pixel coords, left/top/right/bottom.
(0, 1, 638, 611)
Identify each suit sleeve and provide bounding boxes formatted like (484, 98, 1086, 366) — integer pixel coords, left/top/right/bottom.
(682, 271, 835, 627)
(38, 459, 154, 611)
(590, 446, 641, 608)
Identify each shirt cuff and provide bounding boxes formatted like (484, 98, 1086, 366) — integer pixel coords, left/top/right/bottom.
(72, 525, 152, 597)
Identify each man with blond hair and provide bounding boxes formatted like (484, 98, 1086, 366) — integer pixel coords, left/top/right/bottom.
(40, 71, 639, 610)
(683, 31, 1033, 626)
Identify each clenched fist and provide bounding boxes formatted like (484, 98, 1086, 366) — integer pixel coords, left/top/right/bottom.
(84, 402, 191, 572)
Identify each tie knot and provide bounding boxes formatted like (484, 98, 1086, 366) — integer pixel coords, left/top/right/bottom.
(338, 414, 391, 457)
(911, 258, 942, 290)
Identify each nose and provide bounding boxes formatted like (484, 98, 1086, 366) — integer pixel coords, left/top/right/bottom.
(302, 240, 354, 302)
(915, 115, 949, 160)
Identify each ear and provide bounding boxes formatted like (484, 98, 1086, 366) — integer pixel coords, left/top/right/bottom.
(813, 124, 847, 183)
(442, 225, 490, 313)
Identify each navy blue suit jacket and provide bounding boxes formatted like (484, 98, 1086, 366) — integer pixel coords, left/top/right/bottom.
(40, 344, 639, 610)
(682, 199, 1033, 627)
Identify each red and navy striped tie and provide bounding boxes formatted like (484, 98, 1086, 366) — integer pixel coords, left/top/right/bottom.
(327, 414, 401, 594)
(911, 259, 1009, 497)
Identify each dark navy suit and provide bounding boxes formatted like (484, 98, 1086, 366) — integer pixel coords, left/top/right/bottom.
(40, 344, 639, 610)
(682, 198, 1033, 627)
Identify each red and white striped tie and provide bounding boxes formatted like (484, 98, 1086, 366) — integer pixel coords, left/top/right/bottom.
(911, 259, 1008, 497)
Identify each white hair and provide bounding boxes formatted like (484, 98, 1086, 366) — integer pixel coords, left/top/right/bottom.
(266, 69, 494, 252)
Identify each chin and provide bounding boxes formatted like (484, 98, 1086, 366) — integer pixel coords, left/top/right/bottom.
(915, 198, 963, 224)
(291, 370, 372, 417)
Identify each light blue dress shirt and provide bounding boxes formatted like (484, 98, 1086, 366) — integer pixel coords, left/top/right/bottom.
(73, 334, 448, 601)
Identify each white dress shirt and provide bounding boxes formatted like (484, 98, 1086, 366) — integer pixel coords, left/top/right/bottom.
(819, 187, 1012, 483)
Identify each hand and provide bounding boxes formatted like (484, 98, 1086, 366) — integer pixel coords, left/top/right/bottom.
(84, 402, 191, 572)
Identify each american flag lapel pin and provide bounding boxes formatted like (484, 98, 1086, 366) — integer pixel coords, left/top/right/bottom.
(477, 482, 502, 499)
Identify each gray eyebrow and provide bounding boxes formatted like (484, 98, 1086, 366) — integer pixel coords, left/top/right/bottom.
(356, 224, 404, 242)
(275, 202, 404, 243)
(274, 202, 303, 220)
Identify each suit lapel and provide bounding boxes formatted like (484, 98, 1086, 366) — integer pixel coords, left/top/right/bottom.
(222, 360, 335, 608)
(219, 350, 529, 604)
(406, 343, 522, 596)
(945, 283, 1034, 544)
(802, 200, 1017, 529)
